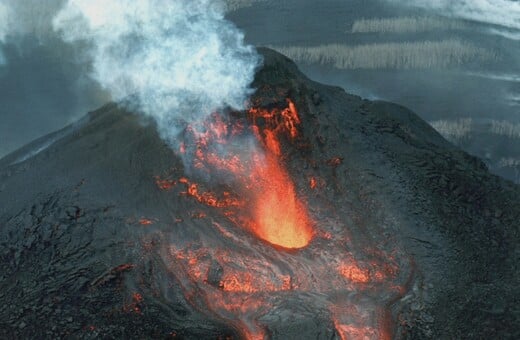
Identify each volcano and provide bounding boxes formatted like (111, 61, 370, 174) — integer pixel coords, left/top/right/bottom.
(0, 48, 519, 339)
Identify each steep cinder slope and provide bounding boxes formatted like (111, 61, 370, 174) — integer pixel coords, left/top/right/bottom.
(0, 48, 518, 339)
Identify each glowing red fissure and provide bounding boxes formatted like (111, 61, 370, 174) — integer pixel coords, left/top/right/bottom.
(154, 99, 407, 339)
(180, 99, 314, 249)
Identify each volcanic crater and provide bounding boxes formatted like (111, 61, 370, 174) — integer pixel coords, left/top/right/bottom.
(0, 48, 518, 339)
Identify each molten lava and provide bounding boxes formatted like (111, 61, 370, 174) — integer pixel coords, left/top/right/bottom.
(154, 98, 411, 339)
(176, 99, 313, 249)
(178, 177, 243, 209)
(246, 99, 312, 248)
(250, 154, 312, 248)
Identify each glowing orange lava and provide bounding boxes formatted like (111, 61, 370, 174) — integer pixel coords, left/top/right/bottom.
(178, 177, 243, 209)
(249, 154, 313, 249)
(333, 323, 380, 340)
(338, 263, 370, 284)
(139, 218, 154, 226)
(155, 98, 410, 339)
(310, 176, 317, 189)
(175, 99, 314, 249)
(245, 99, 313, 248)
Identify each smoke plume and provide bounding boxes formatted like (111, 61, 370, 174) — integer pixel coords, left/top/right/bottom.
(52, 0, 260, 141)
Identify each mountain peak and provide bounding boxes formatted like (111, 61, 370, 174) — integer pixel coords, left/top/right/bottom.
(0, 48, 518, 339)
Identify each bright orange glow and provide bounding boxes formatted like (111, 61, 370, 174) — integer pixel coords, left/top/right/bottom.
(310, 177, 317, 189)
(250, 154, 313, 249)
(220, 273, 258, 293)
(263, 129, 281, 156)
(246, 100, 313, 248)
(139, 218, 154, 225)
(219, 271, 292, 293)
(173, 98, 314, 249)
(156, 98, 410, 339)
(333, 323, 379, 340)
(248, 98, 301, 140)
(338, 263, 370, 283)
(154, 177, 176, 191)
(179, 178, 243, 209)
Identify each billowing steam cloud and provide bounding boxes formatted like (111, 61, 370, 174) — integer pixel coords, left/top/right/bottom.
(389, 0, 520, 31)
(53, 0, 260, 140)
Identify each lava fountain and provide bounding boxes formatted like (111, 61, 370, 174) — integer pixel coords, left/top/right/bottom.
(156, 98, 411, 339)
(250, 153, 311, 249)
(180, 98, 314, 249)
(247, 100, 313, 248)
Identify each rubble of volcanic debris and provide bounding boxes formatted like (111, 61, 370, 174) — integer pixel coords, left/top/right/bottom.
(0, 48, 518, 339)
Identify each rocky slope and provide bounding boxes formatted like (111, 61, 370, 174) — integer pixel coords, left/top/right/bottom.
(0, 48, 518, 339)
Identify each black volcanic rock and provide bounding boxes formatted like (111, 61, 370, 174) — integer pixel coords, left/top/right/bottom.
(0, 48, 519, 339)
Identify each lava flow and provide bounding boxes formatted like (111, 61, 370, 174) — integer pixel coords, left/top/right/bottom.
(156, 98, 411, 339)
(179, 98, 314, 249)
(250, 153, 311, 248)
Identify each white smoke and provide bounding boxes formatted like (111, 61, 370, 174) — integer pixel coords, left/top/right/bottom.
(389, 0, 520, 31)
(52, 0, 260, 140)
